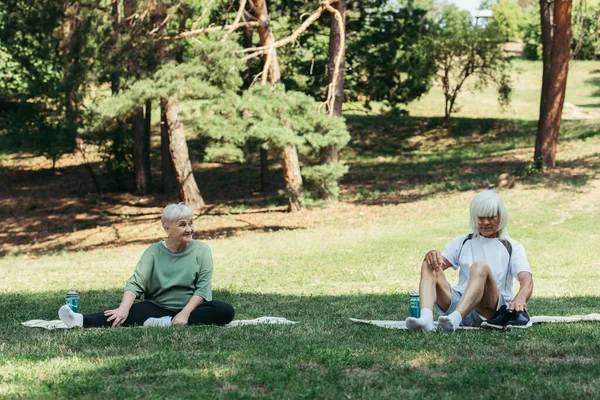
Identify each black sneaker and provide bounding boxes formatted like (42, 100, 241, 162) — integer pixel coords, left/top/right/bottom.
(480, 305, 513, 330)
(505, 310, 532, 329)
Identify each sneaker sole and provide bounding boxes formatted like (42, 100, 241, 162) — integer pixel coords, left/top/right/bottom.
(505, 321, 533, 329)
(480, 322, 507, 330)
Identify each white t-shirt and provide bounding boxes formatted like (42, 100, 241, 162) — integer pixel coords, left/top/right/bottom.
(441, 233, 532, 304)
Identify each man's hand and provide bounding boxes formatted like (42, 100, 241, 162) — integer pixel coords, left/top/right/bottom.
(172, 311, 190, 326)
(104, 307, 129, 327)
(424, 250, 446, 271)
(510, 272, 533, 312)
(509, 296, 527, 312)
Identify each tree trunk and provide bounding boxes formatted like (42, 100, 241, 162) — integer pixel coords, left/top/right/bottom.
(60, 0, 83, 130)
(163, 95, 206, 212)
(281, 145, 303, 212)
(251, 0, 304, 212)
(327, 0, 346, 119)
(123, 0, 152, 194)
(132, 109, 151, 194)
(534, 0, 572, 169)
(160, 99, 175, 194)
(253, 0, 281, 84)
(110, 0, 127, 190)
(260, 147, 269, 192)
(321, 0, 346, 202)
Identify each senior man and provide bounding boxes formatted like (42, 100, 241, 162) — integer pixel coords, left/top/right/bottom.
(406, 189, 534, 331)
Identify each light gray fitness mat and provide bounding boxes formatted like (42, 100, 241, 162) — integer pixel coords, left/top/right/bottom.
(22, 316, 297, 330)
(350, 313, 600, 330)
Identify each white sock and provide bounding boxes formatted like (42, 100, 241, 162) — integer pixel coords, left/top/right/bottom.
(143, 316, 173, 327)
(438, 311, 463, 332)
(58, 305, 84, 328)
(405, 308, 434, 331)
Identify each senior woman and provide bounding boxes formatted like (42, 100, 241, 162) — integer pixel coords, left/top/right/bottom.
(405, 189, 534, 332)
(58, 203, 235, 328)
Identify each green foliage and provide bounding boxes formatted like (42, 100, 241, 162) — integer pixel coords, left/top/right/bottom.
(87, 39, 245, 127)
(189, 83, 351, 201)
(522, 0, 600, 61)
(431, 4, 513, 122)
(0, 1, 71, 163)
(520, 6, 542, 60)
(302, 161, 349, 200)
(488, 0, 523, 41)
(346, 3, 436, 109)
(571, 0, 600, 60)
(0, 0, 63, 98)
(268, 0, 437, 111)
(1, 99, 76, 168)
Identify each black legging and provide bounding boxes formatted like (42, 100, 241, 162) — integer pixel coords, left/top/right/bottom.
(82, 300, 235, 327)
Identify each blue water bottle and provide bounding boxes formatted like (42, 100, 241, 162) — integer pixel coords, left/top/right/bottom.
(65, 289, 79, 313)
(409, 290, 420, 318)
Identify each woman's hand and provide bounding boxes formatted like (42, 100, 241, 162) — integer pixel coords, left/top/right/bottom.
(424, 250, 446, 271)
(172, 311, 190, 326)
(104, 308, 129, 327)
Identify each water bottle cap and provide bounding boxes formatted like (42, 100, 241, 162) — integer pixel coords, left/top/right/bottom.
(67, 289, 78, 295)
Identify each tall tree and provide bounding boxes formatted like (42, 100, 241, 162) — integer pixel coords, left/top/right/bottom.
(124, 0, 152, 195)
(109, 0, 128, 190)
(162, 95, 206, 211)
(160, 101, 176, 194)
(59, 0, 83, 134)
(431, 5, 512, 125)
(534, 0, 573, 169)
(251, 0, 304, 212)
(156, 2, 205, 210)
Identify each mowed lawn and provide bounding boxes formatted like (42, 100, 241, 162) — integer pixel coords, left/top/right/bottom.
(1, 60, 600, 398)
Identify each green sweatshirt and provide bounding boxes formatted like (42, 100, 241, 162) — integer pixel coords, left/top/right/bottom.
(124, 240, 213, 311)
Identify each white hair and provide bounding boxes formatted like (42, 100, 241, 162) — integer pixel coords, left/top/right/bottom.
(162, 202, 193, 225)
(469, 190, 509, 239)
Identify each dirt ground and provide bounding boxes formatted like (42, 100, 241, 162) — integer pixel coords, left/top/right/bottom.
(2, 134, 599, 256)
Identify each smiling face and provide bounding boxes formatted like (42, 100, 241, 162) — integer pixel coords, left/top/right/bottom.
(478, 214, 500, 238)
(164, 218, 194, 248)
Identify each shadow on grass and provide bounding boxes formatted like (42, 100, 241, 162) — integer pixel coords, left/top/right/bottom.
(4, 290, 600, 398)
(2, 114, 599, 256)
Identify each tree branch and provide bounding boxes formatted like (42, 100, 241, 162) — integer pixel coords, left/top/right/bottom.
(149, 14, 170, 35)
(239, 2, 328, 59)
(162, 21, 260, 40)
(222, 0, 248, 41)
(324, 3, 345, 116)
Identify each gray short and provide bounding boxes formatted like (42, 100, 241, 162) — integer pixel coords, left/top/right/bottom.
(434, 286, 506, 327)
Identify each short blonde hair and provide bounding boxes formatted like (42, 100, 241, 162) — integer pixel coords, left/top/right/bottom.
(162, 202, 193, 225)
(469, 190, 509, 239)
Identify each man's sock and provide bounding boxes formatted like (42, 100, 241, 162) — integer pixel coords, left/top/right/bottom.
(143, 316, 173, 327)
(405, 308, 434, 331)
(438, 311, 462, 332)
(58, 305, 84, 328)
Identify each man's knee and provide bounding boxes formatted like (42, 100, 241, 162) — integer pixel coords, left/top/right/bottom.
(469, 261, 491, 278)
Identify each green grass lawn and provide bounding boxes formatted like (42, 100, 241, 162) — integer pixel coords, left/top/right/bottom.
(1, 186, 600, 398)
(1, 59, 600, 398)
(404, 59, 600, 120)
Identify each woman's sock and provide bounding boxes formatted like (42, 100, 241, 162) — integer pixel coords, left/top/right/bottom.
(58, 305, 84, 328)
(405, 308, 434, 331)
